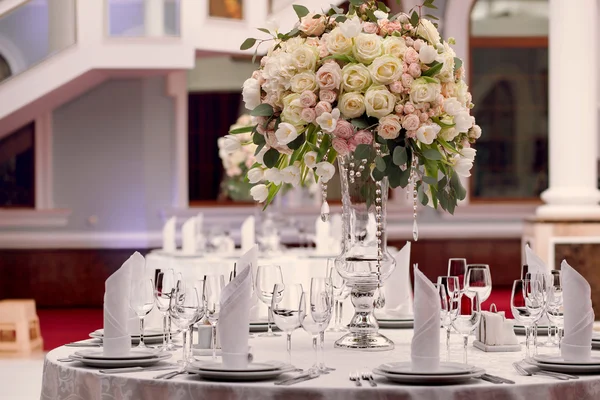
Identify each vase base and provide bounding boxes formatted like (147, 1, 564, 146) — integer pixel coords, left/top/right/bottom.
(334, 332, 394, 351)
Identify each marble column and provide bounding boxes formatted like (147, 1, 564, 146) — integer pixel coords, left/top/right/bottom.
(145, 0, 165, 37)
(537, 0, 600, 218)
(48, 0, 76, 54)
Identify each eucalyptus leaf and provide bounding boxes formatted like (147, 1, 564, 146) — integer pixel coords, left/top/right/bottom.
(293, 4, 309, 18)
(350, 118, 369, 129)
(423, 148, 443, 161)
(375, 156, 386, 172)
(229, 125, 255, 134)
(418, 183, 429, 206)
(287, 132, 305, 150)
(450, 172, 467, 200)
(372, 166, 385, 182)
(249, 103, 274, 117)
(388, 166, 402, 188)
(420, 76, 439, 84)
(252, 132, 266, 145)
(257, 28, 271, 34)
(422, 175, 437, 185)
(254, 143, 265, 156)
(454, 57, 463, 73)
(410, 10, 419, 27)
(263, 148, 280, 168)
(354, 144, 372, 161)
(240, 38, 256, 50)
(422, 62, 443, 77)
(392, 146, 407, 166)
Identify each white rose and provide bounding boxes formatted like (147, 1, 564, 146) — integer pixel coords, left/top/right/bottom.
(339, 92, 366, 119)
(436, 43, 456, 83)
(242, 77, 261, 110)
(275, 122, 299, 145)
(281, 164, 301, 187)
(416, 19, 441, 44)
(364, 85, 396, 118)
(352, 33, 383, 65)
(456, 80, 469, 106)
(452, 155, 474, 177)
(369, 55, 403, 85)
(461, 147, 477, 161)
(409, 77, 442, 104)
(250, 184, 269, 202)
(374, 10, 388, 19)
(291, 45, 318, 71)
(247, 167, 264, 184)
(419, 44, 438, 64)
(469, 124, 482, 139)
(440, 127, 459, 141)
(290, 71, 318, 93)
(264, 168, 283, 185)
(341, 63, 372, 92)
(315, 108, 341, 133)
(221, 135, 241, 153)
(443, 98, 462, 117)
(339, 17, 362, 38)
(416, 123, 441, 144)
(382, 36, 407, 59)
(454, 111, 474, 132)
(326, 27, 353, 55)
(281, 93, 306, 126)
(304, 151, 318, 168)
(315, 161, 336, 183)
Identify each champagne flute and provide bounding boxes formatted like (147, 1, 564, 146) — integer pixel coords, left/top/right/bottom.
(511, 279, 542, 359)
(155, 270, 176, 351)
(130, 279, 155, 349)
(437, 276, 460, 361)
(464, 264, 492, 303)
(447, 258, 467, 291)
(169, 282, 202, 369)
(204, 274, 225, 360)
(326, 258, 351, 332)
(451, 292, 481, 364)
(271, 283, 303, 366)
(256, 265, 284, 337)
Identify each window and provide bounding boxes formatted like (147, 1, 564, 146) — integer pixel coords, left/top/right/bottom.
(0, 122, 35, 207)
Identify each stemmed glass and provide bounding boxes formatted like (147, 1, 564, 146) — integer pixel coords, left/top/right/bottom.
(169, 281, 203, 369)
(326, 259, 351, 332)
(130, 279, 155, 349)
(155, 270, 176, 351)
(525, 272, 550, 354)
(437, 276, 460, 361)
(451, 292, 481, 364)
(300, 278, 334, 373)
(256, 265, 284, 337)
(271, 283, 303, 366)
(204, 274, 225, 360)
(447, 258, 467, 291)
(547, 270, 564, 350)
(511, 279, 543, 359)
(465, 264, 492, 304)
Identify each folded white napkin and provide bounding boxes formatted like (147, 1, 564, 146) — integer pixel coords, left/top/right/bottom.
(561, 260, 594, 361)
(525, 244, 550, 274)
(181, 217, 196, 255)
(162, 217, 176, 252)
(476, 311, 519, 346)
(379, 242, 413, 318)
(104, 252, 144, 356)
(241, 216, 256, 252)
(217, 246, 257, 367)
(411, 266, 440, 370)
(314, 217, 331, 255)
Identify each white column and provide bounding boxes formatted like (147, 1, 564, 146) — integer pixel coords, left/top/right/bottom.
(48, 0, 76, 53)
(166, 71, 189, 209)
(145, 0, 165, 37)
(537, 0, 600, 218)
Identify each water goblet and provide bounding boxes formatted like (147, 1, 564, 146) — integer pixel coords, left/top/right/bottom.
(204, 274, 225, 360)
(169, 282, 203, 369)
(447, 258, 467, 291)
(451, 292, 481, 364)
(130, 279, 155, 349)
(465, 264, 492, 304)
(255, 265, 283, 337)
(326, 258, 351, 332)
(525, 272, 550, 354)
(272, 283, 303, 366)
(437, 276, 460, 361)
(155, 270, 176, 351)
(511, 279, 543, 359)
(547, 270, 564, 351)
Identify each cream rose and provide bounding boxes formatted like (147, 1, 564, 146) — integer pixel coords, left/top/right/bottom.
(416, 19, 441, 44)
(382, 36, 407, 59)
(319, 89, 337, 103)
(299, 13, 326, 36)
(291, 45, 319, 71)
(364, 85, 396, 118)
(402, 114, 420, 131)
(352, 33, 383, 65)
(410, 77, 442, 104)
(415, 123, 441, 145)
(326, 27, 353, 55)
(338, 92, 366, 119)
(242, 77, 261, 110)
(281, 94, 306, 126)
(299, 90, 318, 108)
(377, 114, 402, 140)
(316, 62, 343, 90)
(341, 64, 372, 92)
(290, 71, 317, 93)
(369, 55, 403, 85)
(443, 97, 463, 116)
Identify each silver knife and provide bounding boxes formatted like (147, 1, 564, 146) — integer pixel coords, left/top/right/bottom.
(100, 365, 176, 374)
(278, 373, 320, 386)
(484, 374, 515, 384)
(65, 343, 102, 347)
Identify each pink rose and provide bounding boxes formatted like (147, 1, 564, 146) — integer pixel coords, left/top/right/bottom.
(395, 104, 404, 114)
(305, 37, 320, 47)
(349, 130, 373, 151)
(428, 108, 436, 117)
(408, 63, 421, 78)
(436, 94, 444, 105)
(377, 20, 390, 36)
(332, 137, 350, 156)
(387, 21, 402, 33)
(377, 115, 402, 140)
(413, 39, 425, 51)
(301, 107, 317, 123)
(404, 102, 415, 114)
(315, 101, 332, 116)
(362, 22, 379, 34)
(299, 13, 326, 36)
(333, 120, 355, 140)
(404, 47, 419, 64)
(299, 90, 318, 108)
(389, 81, 404, 94)
(403, 23, 412, 31)
(316, 62, 342, 90)
(319, 89, 337, 103)
(405, 37, 414, 47)
(402, 63, 409, 73)
(319, 45, 329, 58)
(402, 114, 420, 131)
(406, 130, 417, 139)
(401, 73, 414, 88)
(419, 112, 429, 122)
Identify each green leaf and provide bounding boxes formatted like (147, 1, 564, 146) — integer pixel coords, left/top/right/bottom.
(335, 15, 347, 22)
(377, 2, 388, 12)
(293, 4, 310, 19)
(249, 103, 274, 117)
(423, 147, 443, 161)
(420, 76, 439, 84)
(287, 132, 305, 150)
(350, 118, 369, 129)
(330, 4, 343, 13)
(263, 148, 280, 168)
(422, 62, 443, 77)
(392, 146, 407, 166)
(422, 175, 437, 185)
(312, 13, 321, 19)
(432, 116, 455, 129)
(375, 156, 386, 172)
(257, 28, 271, 34)
(424, 13, 439, 20)
(365, 9, 378, 22)
(410, 10, 419, 27)
(450, 172, 467, 201)
(240, 38, 256, 50)
(437, 176, 448, 191)
(349, 0, 363, 6)
(290, 143, 307, 165)
(423, 4, 438, 10)
(418, 183, 429, 206)
(254, 143, 265, 156)
(229, 125, 255, 134)
(372, 166, 385, 181)
(323, 54, 357, 64)
(388, 166, 402, 188)
(317, 134, 331, 160)
(454, 57, 463, 73)
(437, 137, 460, 154)
(354, 144, 372, 161)
(252, 132, 266, 145)
(262, 184, 281, 210)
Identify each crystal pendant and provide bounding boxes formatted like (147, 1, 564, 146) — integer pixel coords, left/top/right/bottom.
(320, 201, 330, 222)
(374, 287, 385, 309)
(412, 219, 419, 241)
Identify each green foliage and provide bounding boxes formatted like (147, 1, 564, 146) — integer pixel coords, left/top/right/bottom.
(410, 10, 419, 27)
(293, 4, 309, 18)
(392, 146, 407, 166)
(240, 38, 256, 50)
(249, 104, 274, 117)
(287, 132, 306, 150)
(263, 148, 280, 168)
(454, 57, 463, 73)
(252, 132, 266, 145)
(422, 62, 443, 77)
(229, 125, 255, 134)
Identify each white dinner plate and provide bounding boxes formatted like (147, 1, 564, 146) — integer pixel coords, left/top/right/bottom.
(529, 360, 600, 374)
(75, 348, 160, 360)
(71, 352, 172, 368)
(533, 354, 600, 366)
(378, 320, 414, 329)
(186, 365, 293, 381)
(373, 367, 485, 384)
(91, 329, 164, 338)
(191, 361, 282, 372)
(378, 361, 476, 376)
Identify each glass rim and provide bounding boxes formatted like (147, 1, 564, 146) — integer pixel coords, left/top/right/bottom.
(448, 258, 467, 262)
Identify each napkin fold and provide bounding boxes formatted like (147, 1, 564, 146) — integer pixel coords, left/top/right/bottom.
(411, 266, 440, 371)
(241, 216, 256, 252)
(379, 242, 413, 318)
(525, 244, 550, 274)
(181, 217, 196, 255)
(162, 217, 176, 252)
(476, 311, 519, 346)
(561, 260, 594, 361)
(104, 252, 145, 356)
(217, 246, 257, 363)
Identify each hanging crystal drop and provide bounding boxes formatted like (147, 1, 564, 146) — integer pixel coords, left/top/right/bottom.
(374, 286, 386, 309)
(320, 201, 330, 222)
(412, 219, 419, 241)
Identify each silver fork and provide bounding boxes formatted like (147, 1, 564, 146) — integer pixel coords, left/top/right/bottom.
(349, 371, 362, 386)
(361, 371, 377, 387)
(512, 362, 570, 380)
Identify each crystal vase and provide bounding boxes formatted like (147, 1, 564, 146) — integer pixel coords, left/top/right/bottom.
(334, 155, 396, 351)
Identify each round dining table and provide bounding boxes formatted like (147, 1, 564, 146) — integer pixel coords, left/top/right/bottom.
(40, 328, 600, 400)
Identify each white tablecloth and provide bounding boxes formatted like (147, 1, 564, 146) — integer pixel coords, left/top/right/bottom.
(41, 329, 600, 400)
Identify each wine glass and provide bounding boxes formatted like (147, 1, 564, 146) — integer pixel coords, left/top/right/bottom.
(451, 292, 481, 364)
(447, 258, 467, 291)
(511, 279, 543, 359)
(204, 274, 225, 360)
(169, 281, 203, 369)
(547, 270, 564, 350)
(521, 264, 530, 279)
(130, 279, 155, 349)
(300, 278, 334, 373)
(271, 283, 303, 366)
(525, 272, 550, 354)
(326, 258, 351, 332)
(255, 265, 284, 337)
(155, 270, 176, 351)
(464, 264, 492, 303)
(437, 276, 460, 360)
